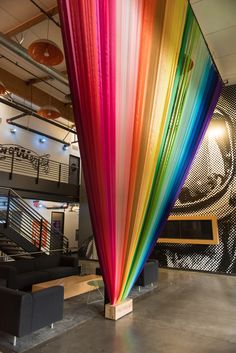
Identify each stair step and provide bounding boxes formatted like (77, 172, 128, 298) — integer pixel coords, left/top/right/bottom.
(0, 240, 19, 248)
(1, 246, 20, 251)
(0, 240, 18, 245)
(10, 250, 26, 254)
(1, 187, 68, 257)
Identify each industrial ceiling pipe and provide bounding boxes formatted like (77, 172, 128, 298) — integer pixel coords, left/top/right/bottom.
(0, 32, 69, 87)
(0, 97, 76, 134)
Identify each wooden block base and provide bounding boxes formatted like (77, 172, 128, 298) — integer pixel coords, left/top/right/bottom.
(105, 298, 133, 320)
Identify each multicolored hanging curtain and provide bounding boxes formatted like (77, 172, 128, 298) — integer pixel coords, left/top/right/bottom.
(58, 0, 222, 304)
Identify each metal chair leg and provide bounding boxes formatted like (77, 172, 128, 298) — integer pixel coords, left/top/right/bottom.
(13, 336, 17, 346)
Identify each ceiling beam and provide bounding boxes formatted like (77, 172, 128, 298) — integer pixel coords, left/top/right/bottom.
(4, 5, 58, 38)
(0, 67, 74, 122)
(28, 71, 68, 85)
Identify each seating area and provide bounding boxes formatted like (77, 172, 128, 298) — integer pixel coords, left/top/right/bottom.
(0, 285, 64, 346)
(0, 254, 79, 290)
(96, 259, 159, 289)
(0, 256, 158, 349)
(0, 254, 78, 345)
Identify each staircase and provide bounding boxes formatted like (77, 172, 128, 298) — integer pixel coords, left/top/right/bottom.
(0, 188, 69, 260)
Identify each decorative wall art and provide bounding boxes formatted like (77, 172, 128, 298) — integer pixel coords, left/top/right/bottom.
(0, 144, 50, 173)
(58, 0, 222, 304)
(154, 85, 236, 275)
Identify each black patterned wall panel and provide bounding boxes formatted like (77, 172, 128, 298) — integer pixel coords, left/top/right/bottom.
(154, 85, 236, 274)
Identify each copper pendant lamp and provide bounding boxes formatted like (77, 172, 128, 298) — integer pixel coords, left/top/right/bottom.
(28, 39, 64, 66)
(37, 105, 61, 120)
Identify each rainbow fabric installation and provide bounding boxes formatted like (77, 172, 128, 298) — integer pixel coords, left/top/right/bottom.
(58, 0, 222, 304)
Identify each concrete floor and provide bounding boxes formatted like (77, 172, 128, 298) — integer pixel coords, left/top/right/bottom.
(5, 268, 236, 353)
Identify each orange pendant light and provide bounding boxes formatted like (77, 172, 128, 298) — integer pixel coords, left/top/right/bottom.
(28, 39, 64, 66)
(37, 105, 61, 120)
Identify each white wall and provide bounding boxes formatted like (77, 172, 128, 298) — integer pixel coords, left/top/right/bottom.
(0, 100, 80, 251)
(0, 101, 80, 164)
(25, 199, 79, 251)
(64, 211, 79, 249)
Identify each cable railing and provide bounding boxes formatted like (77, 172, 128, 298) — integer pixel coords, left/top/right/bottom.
(0, 151, 78, 185)
(0, 188, 69, 255)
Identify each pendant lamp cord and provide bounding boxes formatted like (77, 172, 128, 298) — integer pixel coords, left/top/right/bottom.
(30, 0, 61, 28)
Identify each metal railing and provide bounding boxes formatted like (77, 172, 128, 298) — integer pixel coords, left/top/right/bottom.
(0, 151, 78, 185)
(0, 187, 69, 255)
(0, 247, 79, 262)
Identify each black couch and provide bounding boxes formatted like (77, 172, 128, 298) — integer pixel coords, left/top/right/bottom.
(0, 285, 64, 345)
(0, 254, 79, 290)
(135, 260, 159, 287)
(95, 259, 159, 288)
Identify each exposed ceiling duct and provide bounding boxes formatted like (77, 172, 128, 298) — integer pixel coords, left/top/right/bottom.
(0, 32, 69, 87)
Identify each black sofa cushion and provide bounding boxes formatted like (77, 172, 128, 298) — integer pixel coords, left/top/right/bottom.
(60, 255, 77, 267)
(16, 271, 51, 289)
(34, 254, 61, 270)
(0, 278, 7, 287)
(44, 266, 78, 280)
(31, 286, 64, 332)
(11, 259, 35, 274)
(0, 265, 17, 289)
(0, 287, 32, 337)
(0, 285, 64, 339)
(0, 255, 79, 290)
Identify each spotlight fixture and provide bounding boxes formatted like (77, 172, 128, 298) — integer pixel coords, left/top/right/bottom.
(39, 137, 46, 143)
(28, 39, 64, 67)
(207, 120, 225, 139)
(37, 105, 61, 120)
(10, 128, 16, 134)
(63, 144, 69, 151)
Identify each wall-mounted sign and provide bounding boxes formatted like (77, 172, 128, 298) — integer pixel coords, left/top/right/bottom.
(0, 144, 50, 173)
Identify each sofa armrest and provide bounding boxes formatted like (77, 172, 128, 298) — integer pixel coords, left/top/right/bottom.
(60, 255, 77, 267)
(31, 286, 64, 332)
(0, 265, 17, 289)
(136, 261, 158, 287)
(0, 287, 32, 337)
(147, 259, 159, 266)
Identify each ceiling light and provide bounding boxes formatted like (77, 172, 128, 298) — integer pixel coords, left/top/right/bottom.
(37, 105, 61, 120)
(208, 126, 225, 139)
(10, 128, 16, 134)
(39, 137, 46, 143)
(63, 144, 69, 150)
(207, 121, 225, 139)
(28, 39, 64, 67)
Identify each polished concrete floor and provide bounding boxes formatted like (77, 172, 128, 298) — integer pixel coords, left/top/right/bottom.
(4, 268, 236, 353)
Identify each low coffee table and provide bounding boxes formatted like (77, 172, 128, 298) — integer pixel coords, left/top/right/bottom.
(87, 279, 104, 304)
(32, 275, 102, 300)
